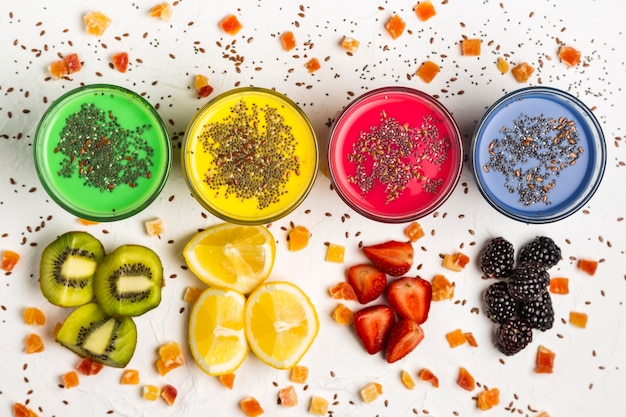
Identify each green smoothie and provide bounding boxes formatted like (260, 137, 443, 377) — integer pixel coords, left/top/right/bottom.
(34, 84, 171, 221)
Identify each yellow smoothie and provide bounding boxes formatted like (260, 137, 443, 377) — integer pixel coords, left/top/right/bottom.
(183, 87, 318, 224)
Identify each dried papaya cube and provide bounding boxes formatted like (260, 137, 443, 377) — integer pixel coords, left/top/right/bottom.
(159, 341, 184, 368)
(578, 259, 598, 276)
(280, 31, 296, 51)
(385, 14, 405, 39)
(442, 252, 470, 272)
(549, 277, 569, 294)
(331, 303, 354, 326)
(461, 38, 482, 56)
(404, 221, 425, 242)
(24, 333, 44, 354)
(464, 332, 478, 347)
(63, 53, 82, 74)
(477, 387, 500, 410)
(149, 2, 173, 22)
(497, 57, 509, 74)
(400, 370, 415, 390)
(328, 282, 357, 301)
(120, 369, 140, 385)
(456, 367, 475, 391)
(415, 1, 436, 21)
(431, 274, 454, 301)
(161, 384, 178, 405)
(416, 60, 440, 83)
(305, 57, 321, 73)
(360, 381, 383, 403)
(77, 358, 104, 375)
(569, 311, 588, 328)
(112, 52, 129, 73)
(418, 368, 439, 387)
(62, 371, 80, 389)
(13, 403, 39, 417)
(219, 373, 235, 389)
(143, 385, 160, 401)
(83, 11, 112, 37)
(220, 14, 243, 36)
(48, 60, 68, 80)
(240, 396, 264, 417)
(287, 225, 311, 251)
(278, 385, 298, 407)
(445, 328, 467, 348)
(341, 37, 360, 53)
(183, 286, 204, 303)
(535, 345, 555, 374)
(23, 307, 46, 326)
(512, 62, 534, 83)
(290, 365, 309, 383)
(309, 396, 329, 415)
(558, 45, 581, 67)
(145, 218, 164, 237)
(325, 243, 345, 263)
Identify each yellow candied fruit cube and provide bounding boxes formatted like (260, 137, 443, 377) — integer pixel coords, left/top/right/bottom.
(183, 286, 204, 303)
(156, 341, 184, 375)
(325, 243, 345, 263)
(145, 218, 165, 237)
(331, 303, 354, 326)
(149, 2, 173, 22)
(48, 60, 68, 80)
(290, 365, 309, 384)
(83, 11, 112, 37)
(497, 57, 510, 74)
(442, 252, 470, 272)
(309, 396, 329, 415)
(341, 36, 360, 53)
(400, 370, 415, 390)
(143, 385, 160, 401)
(120, 369, 140, 385)
(287, 225, 311, 251)
(360, 382, 382, 403)
(195, 74, 209, 89)
(278, 385, 298, 407)
(431, 274, 455, 301)
(62, 371, 80, 389)
(445, 328, 467, 348)
(569, 311, 588, 328)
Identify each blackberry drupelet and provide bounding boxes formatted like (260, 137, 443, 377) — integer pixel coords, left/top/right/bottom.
(518, 291, 554, 331)
(508, 262, 550, 302)
(495, 319, 533, 356)
(480, 237, 515, 278)
(484, 281, 518, 323)
(518, 236, 561, 269)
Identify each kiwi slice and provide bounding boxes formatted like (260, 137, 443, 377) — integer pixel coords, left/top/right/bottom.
(40, 231, 105, 307)
(93, 244, 163, 317)
(56, 302, 137, 368)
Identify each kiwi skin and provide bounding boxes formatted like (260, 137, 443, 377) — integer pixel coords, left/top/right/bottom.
(56, 302, 137, 368)
(39, 231, 105, 307)
(94, 244, 163, 317)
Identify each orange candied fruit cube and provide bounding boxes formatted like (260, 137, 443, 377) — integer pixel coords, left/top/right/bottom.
(278, 385, 298, 407)
(145, 218, 165, 237)
(549, 277, 569, 294)
(415, 1, 437, 21)
(400, 370, 415, 390)
(443, 252, 470, 272)
(194, 74, 214, 98)
(287, 225, 311, 251)
(290, 365, 309, 384)
(112, 52, 129, 73)
(569, 311, 588, 328)
(456, 367, 475, 391)
(577, 259, 598, 276)
(24, 333, 44, 354)
(446, 328, 467, 348)
(535, 345, 555, 374)
(512, 62, 534, 83)
(341, 36, 360, 53)
(385, 14, 406, 39)
(325, 243, 345, 263)
(431, 274, 454, 301)
(149, 2, 173, 22)
(48, 60, 69, 80)
(360, 381, 383, 403)
(280, 31, 297, 51)
(77, 357, 104, 375)
(62, 371, 80, 389)
(13, 403, 39, 417)
(305, 57, 321, 73)
(161, 384, 178, 406)
(219, 373, 235, 389)
(63, 53, 82, 74)
(497, 57, 510, 74)
(240, 396, 264, 417)
(328, 282, 357, 301)
(183, 286, 204, 303)
(23, 307, 46, 326)
(558, 45, 581, 67)
(418, 368, 439, 387)
(465, 332, 478, 347)
(157, 341, 184, 375)
(143, 385, 160, 401)
(220, 14, 243, 36)
(404, 221, 425, 242)
(461, 38, 482, 56)
(332, 303, 354, 326)
(120, 369, 140, 385)
(309, 396, 329, 416)
(83, 11, 112, 37)
(477, 387, 500, 410)
(416, 60, 440, 83)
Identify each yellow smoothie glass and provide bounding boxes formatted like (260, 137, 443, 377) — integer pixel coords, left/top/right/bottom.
(182, 87, 318, 224)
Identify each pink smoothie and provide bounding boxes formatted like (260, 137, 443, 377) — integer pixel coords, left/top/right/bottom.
(328, 87, 462, 222)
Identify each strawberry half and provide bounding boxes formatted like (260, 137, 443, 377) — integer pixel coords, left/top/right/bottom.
(346, 264, 387, 304)
(386, 276, 432, 324)
(353, 305, 395, 355)
(386, 318, 424, 363)
(363, 240, 414, 277)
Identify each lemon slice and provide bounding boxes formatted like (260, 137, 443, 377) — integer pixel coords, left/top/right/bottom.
(188, 287, 248, 376)
(244, 281, 319, 369)
(183, 223, 276, 295)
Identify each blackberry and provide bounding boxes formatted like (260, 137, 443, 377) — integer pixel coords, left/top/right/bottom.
(508, 262, 550, 302)
(518, 291, 554, 331)
(495, 319, 533, 356)
(484, 281, 518, 323)
(480, 237, 515, 278)
(518, 236, 561, 269)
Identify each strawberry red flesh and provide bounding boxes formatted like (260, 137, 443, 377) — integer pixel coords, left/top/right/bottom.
(354, 305, 395, 355)
(363, 240, 414, 277)
(386, 276, 432, 323)
(386, 318, 424, 363)
(346, 264, 387, 304)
